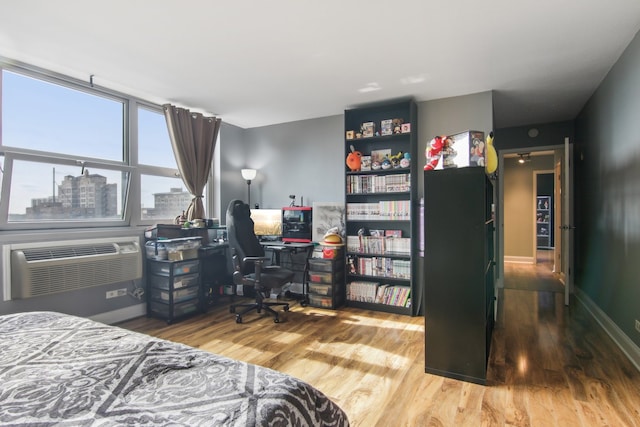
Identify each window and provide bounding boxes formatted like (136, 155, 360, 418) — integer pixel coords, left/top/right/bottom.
(7, 158, 130, 222)
(137, 106, 193, 221)
(138, 106, 176, 169)
(0, 62, 202, 229)
(140, 174, 202, 221)
(2, 70, 124, 160)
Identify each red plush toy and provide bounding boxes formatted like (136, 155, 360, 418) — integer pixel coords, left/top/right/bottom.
(346, 144, 362, 171)
(424, 136, 446, 170)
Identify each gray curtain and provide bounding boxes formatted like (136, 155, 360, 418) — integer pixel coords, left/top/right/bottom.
(163, 104, 222, 220)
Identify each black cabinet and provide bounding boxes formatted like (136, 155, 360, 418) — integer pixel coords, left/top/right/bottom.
(423, 167, 495, 385)
(344, 99, 420, 316)
(147, 258, 203, 324)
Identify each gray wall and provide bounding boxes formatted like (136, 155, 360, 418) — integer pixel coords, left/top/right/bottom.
(503, 154, 555, 259)
(574, 28, 640, 347)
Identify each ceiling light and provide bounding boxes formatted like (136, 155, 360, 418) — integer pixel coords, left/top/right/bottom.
(517, 153, 531, 164)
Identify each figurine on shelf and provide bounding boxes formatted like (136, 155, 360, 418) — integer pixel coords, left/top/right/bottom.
(389, 151, 404, 168)
(424, 135, 446, 170)
(400, 152, 411, 168)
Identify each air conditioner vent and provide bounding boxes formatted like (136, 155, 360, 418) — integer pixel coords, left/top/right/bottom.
(10, 237, 142, 299)
(21, 244, 117, 261)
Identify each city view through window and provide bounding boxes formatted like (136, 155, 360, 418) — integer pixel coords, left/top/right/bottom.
(2, 69, 193, 223)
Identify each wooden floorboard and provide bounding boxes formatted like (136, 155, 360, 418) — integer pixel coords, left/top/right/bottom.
(118, 262, 640, 426)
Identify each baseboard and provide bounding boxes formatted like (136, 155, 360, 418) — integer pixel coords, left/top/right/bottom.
(90, 303, 146, 325)
(575, 288, 640, 372)
(504, 256, 534, 264)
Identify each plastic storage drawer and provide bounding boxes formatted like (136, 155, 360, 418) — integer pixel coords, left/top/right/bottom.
(309, 283, 333, 296)
(308, 270, 343, 284)
(308, 258, 344, 273)
(148, 259, 199, 276)
(308, 294, 344, 309)
(150, 286, 199, 303)
(149, 299, 199, 318)
(148, 273, 199, 290)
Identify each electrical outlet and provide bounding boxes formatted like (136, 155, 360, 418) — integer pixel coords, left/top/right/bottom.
(106, 289, 127, 299)
(635, 319, 640, 333)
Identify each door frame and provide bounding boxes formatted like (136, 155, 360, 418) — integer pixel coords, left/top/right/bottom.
(496, 144, 570, 292)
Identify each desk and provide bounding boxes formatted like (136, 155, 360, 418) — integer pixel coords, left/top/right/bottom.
(199, 243, 233, 308)
(260, 241, 314, 298)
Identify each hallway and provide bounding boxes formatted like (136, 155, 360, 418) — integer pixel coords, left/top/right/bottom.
(491, 260, 640, 425)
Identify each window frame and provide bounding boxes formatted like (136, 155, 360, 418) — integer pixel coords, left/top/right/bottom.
(0, 58, 194, 231)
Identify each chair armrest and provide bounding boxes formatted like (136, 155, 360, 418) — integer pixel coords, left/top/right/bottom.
(242, 256, 269, 264)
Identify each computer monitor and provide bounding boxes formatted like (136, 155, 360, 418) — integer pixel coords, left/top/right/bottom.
(250, 209, 282, 240)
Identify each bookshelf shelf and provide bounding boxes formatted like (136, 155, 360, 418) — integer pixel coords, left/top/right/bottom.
(343, 99, 419, 316)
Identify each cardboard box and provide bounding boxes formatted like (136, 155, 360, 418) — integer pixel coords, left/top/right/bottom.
(442, 130, 485, 169)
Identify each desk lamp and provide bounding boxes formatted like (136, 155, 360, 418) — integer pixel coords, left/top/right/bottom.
(241, 168, 257, 206)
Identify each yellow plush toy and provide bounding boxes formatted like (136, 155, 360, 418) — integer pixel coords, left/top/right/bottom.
(485, 131, 497, 174)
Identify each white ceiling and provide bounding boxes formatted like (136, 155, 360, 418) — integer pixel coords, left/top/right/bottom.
(1, 1, 639, 129)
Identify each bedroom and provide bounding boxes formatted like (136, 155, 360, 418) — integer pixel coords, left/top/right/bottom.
(1, 1, 640, 425)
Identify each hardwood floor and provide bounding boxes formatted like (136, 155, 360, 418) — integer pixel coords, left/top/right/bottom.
(119, 264, 640, 426)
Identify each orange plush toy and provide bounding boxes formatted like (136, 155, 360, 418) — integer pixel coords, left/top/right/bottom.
(346, 144, 362, 171)
(424, 136, 446, 170)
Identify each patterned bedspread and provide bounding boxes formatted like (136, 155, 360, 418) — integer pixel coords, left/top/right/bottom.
(0, 311, 349, 426)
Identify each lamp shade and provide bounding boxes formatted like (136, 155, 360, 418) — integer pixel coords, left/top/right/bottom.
(241, 168, 257, 180)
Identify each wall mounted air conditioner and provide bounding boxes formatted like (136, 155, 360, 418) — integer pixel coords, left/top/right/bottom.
(10, 237, 142, 299)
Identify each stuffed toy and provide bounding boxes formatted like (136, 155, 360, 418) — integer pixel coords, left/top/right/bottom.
(485, 131, 497, 174)
(388, 151, 404, 168)
(424, 136, 446, 170)
(346, 144, 362, 171)
(400, 152, 411, 168)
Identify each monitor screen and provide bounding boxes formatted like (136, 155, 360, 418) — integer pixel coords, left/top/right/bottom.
(250, 209, 282, 237)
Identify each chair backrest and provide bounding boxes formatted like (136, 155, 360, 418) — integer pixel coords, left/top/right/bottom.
(226, 199, 265, 274)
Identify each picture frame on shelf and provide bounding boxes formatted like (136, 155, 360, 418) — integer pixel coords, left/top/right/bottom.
(361, 122, 375, 138)
(381, 119, 393, 136)
(360, 155, 372, 171)
(371, 148, 391, 165)
(401, 123, 411, 133)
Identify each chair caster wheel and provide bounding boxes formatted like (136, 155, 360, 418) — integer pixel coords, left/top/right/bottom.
(274, 317, 280, 323)
(235, 315, 242, 324)
(283, 305, 290, 312)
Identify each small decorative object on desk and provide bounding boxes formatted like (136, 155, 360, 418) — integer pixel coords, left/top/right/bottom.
(381, 119, 393, 136)
(361, 121, 375, 138)
(401, 123, 411, 133)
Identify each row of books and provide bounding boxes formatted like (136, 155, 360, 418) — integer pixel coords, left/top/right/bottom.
(346, 201, 411, 220)
(347, 255, 411, 279)
(347, 281, 411, 307)
(346, 235, 411, 254)
(346, 173, 410, 194)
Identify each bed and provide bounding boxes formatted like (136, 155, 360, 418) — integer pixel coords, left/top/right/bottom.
(0, 311, 349, 426)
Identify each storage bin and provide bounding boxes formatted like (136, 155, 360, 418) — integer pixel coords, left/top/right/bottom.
(309, 283, 333, 296)
(308, 258, 344, 273)
(149, 299, 199, 318)
(148, 259, 199, 276)
(148, 272, 199, 290)
(308, 270, 343, 284)
(309, 294, 333, 308)
(150, 286, 199, 303)
(145, 241, 168, 260)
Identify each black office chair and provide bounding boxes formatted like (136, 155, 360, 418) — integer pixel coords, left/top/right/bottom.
(226, 200, 294, 323)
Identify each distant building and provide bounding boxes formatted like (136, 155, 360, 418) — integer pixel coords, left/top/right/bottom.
(26, 171, 118, 219)
(146, 187, 191, 219)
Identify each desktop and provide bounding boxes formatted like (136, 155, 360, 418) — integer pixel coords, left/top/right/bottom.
(250, 209, 282, 241)
(282, 206, 312, 243)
